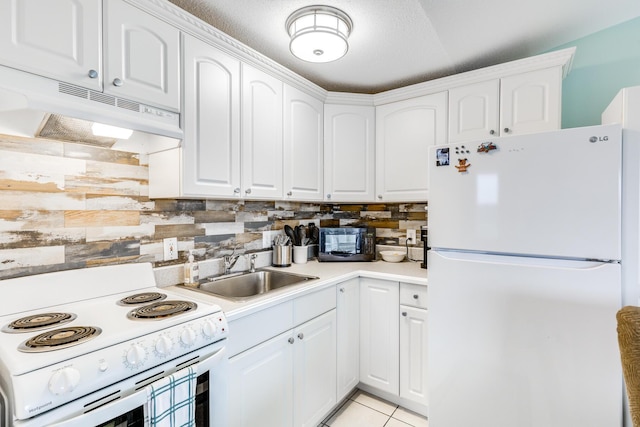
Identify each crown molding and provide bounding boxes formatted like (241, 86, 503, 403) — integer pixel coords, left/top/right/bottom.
(373, 47, 576, 106)
(128, 0, 329, 101)
(126, 1, 575, 107)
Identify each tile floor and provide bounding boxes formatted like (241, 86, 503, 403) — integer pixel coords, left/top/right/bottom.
(318, 389, 429, 427)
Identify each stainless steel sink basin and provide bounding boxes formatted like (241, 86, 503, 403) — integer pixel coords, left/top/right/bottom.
(180, 269, 319, 301)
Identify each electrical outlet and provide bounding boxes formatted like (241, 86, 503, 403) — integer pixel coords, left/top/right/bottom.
(163, 237, 178, 261)
(406, 229, 417, 245)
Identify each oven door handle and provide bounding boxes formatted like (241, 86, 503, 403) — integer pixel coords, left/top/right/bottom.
(192, 345, 226, 374)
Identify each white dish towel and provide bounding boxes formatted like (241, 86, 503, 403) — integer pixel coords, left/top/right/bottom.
(146, 366, 197, 427)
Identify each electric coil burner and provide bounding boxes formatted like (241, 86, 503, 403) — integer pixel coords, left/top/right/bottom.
(118, 291, 167, 306)
(0, 263, 228, 427)
(127, 300, 197, 320)
(2, 312, 77, 333)
(18, 326, 101, 353)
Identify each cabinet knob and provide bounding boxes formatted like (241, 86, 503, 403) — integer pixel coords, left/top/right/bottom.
(326, 194, 331, 200)
(233, 188, 240, 194)
(288, 337, 294, 344)
(377, 195, 383, 200)
(297, 333, 304, 340)
(402, 312, 408, 317)
(503, 127, 510, 133)
(287, 191, 293, 196)
(339, 288, 345, 293)
(245, 188, 252, 195)
(489, 129, 495, 135)
(113, 78, 124, 87)
(88, 69, 98, 79)
(413, 294, 419, 299)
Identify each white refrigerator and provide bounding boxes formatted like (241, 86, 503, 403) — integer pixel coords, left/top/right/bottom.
(427, 124, 627, 426)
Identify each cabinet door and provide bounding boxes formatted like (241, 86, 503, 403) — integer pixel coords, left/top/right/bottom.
(448, 80, 500, 143)
(284, 85, 324, 201)
(242, 64, 283, 199)
(337, 278, 360, 401)
(0, 0, 101, 90)
(376, 91, 447, 202)
(294, 310, 337, 427)
(104, 0, 180, 111)
(400, 305, 428, 406)
(360, 278, 399, 394)
(324, 104, 375, 202)
(182, 35, 241, 197)
(500, 67, 561, 136)
(228, 330, 294, 427)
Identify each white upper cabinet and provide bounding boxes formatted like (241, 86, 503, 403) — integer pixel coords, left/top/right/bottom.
(284, 85, 324, 201)
(184, 35, 240, 197)
(0, 0, 180, 112)
(500, 67, 562, 136)
(104, 0, 180, 111)
(324, 104, 375, 202)
(376, 92, 447, 202)
(448, 67, 562, 143)
(242, 64, 283, 199)
(0, 0, 102, 90)
(149, 35, 240, 198)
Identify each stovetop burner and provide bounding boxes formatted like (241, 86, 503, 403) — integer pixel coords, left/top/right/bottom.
(118, 292, 167, 306)
(2, 312, 77, 334)
(127, 300, 197, 320)
(19, 326, 102, 353)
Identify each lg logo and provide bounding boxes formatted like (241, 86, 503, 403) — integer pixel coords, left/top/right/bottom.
(589, 135, 609, 143)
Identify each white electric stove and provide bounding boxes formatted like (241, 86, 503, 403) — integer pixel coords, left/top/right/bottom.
(0, 263, 228, 426)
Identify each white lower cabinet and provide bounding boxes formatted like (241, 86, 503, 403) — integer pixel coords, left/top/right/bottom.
(359, 278, 400, 394)
(226, 288, 336, 427)
(400, 305, 428, 406)
(336, 278, 360, 401)
(228, 328, 294, 427)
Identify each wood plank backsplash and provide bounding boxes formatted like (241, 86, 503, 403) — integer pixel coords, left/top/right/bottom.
(0, 134, 427, 279)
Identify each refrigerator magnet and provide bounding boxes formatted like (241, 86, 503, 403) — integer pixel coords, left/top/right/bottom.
(436, 148, 450, 166)
(455, 158, 471, 172)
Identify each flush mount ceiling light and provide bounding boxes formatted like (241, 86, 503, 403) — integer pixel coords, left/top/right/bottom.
(286, 5, 353, 63)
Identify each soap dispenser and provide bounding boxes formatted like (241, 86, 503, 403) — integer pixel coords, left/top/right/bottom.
(184, 250, 199, 285)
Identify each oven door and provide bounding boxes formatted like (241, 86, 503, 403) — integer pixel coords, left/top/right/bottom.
(38, 344, 226, 427)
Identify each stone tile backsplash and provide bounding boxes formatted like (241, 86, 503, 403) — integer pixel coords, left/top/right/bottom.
(0, 134, 427, 279)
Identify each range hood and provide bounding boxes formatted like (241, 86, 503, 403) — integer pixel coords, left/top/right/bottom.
(0, 65, 182, 153)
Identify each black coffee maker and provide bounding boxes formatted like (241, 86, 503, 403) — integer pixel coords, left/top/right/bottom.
(420, 226, 429, 269)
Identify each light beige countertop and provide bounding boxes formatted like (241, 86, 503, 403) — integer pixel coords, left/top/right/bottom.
(165, 259, 427, 321)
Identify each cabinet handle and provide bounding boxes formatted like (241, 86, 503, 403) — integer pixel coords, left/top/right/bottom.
(489, 129, 495, 135)
(339, 288, 345, 293)
(402, 312, 408, 317)
(297, 333, 304, 340)
(288, 337, 294, 344)
(233, 188, 240, 194)
(113, 78, 123, 87)
(413, 294, 419, 299)
(88, 69, 98, 79)
(245, 188, 252, 195)
(503, 127, 510, 133)
(287, 191, 293, 196)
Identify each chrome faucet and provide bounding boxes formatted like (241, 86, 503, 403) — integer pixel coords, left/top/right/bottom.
(248, 253, 257, 273)
(223, 248, 241, 275)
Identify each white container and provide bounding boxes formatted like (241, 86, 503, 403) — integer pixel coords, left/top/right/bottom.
(293, 245, 308, 264)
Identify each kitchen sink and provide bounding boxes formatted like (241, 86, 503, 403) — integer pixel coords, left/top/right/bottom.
(180, 269, 319, 301)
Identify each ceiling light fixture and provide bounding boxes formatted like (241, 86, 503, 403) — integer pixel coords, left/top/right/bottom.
(286, 5, 353, 63)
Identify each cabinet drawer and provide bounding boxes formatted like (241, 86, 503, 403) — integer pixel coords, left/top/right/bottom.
(228, 301, 294, 356)
(294, 286, 336, 325)
(400, 282, 428, 309)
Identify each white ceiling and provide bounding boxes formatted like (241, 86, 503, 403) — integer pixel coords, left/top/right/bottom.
(168, 0, 640, 94)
